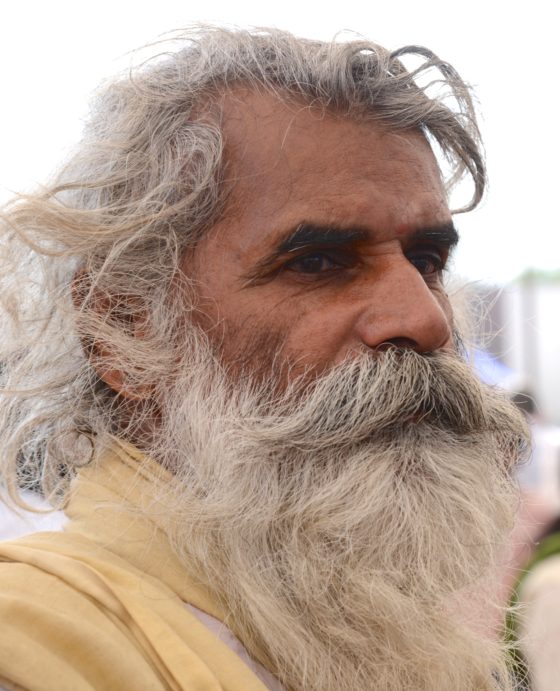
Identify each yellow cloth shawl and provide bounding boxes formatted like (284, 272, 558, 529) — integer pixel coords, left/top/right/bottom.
(0, 442, 269, 691)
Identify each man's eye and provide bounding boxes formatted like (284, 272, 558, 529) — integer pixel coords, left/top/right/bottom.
(407, 250, 445, 277)
(284, 252, 341, 274)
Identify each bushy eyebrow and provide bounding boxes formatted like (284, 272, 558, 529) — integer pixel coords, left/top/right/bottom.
(407, 222, 460, 249)
(277, 224, 369, 254)
(243, 220, 459, 284)
(277, 221, 459, 255)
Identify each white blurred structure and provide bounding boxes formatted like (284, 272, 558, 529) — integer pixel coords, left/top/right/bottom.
(473, 276, 560, 507)
(479, 276, 560, 425)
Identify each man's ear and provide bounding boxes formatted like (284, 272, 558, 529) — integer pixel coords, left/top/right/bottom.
(71, 270, 153, 401)
(88, 342, 150, 401)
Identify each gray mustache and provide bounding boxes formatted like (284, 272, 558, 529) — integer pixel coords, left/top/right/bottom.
(245, 348, 529, 455)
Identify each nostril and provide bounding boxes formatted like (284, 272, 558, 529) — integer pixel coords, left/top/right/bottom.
(376, 338, 418, 352)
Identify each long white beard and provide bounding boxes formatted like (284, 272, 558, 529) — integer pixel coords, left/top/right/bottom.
(150, 342, 529, 691)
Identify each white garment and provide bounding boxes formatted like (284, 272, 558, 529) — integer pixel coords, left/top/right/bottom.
(185, 604, 285, 691)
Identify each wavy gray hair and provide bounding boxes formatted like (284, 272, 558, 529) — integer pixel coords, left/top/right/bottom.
(0, 26, 485, 503)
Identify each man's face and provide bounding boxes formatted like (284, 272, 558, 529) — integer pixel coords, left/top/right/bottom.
(187, 91, 456, 379)
(161, 92, 529, 690)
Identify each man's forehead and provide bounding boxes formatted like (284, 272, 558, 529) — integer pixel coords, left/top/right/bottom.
(216, 88, 443, 212)
(221, 88, 428, 158)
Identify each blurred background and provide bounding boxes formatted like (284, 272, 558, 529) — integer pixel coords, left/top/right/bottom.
(1, 0, 559, 502)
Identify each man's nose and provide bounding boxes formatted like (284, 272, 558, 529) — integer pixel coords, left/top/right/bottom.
(356, 261, 453, 354)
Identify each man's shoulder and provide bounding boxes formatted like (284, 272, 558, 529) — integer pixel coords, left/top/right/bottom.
(0, 535, 169, 690)
(0, 532, 269, 691)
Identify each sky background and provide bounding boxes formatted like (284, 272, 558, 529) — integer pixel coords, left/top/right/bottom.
(1, 0, 557, 284)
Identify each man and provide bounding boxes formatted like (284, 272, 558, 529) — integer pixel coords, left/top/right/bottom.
(0, 27, 529, 690)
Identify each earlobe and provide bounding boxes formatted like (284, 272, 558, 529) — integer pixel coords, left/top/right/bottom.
(90, 344, 154, 401)
(93, 365, 127, 398)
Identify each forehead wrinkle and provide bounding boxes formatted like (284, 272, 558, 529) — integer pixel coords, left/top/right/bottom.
(219, 90, 383, 185)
